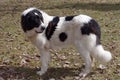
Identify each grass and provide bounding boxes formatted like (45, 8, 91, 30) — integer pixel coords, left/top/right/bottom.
(0, 0, 120, 80)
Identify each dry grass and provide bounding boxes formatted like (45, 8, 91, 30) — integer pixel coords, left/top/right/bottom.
(0, 0, 120, 80)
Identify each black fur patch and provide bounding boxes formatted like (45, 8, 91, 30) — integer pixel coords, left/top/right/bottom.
(81, 19, 101, 45)
(65, 16, 75, 21)
(59, 32, 68, 42)
(45, 16, 59, 40)
(21, 9, 43, 32)
(33, 9, 44, 22)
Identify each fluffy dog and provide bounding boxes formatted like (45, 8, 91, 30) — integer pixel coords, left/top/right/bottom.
(21, 7, 112, 78)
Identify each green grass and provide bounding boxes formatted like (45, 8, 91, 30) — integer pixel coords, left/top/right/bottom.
(0, 0, 120, 80)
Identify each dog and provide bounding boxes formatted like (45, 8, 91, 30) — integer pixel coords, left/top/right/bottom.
(21, 7, 112, 78)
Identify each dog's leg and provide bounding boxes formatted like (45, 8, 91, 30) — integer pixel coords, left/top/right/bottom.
(91, 56, 95, 67)
(75, 44, 92, 78)
(37, 49, 50, 76)
(79, 51, 92, 78)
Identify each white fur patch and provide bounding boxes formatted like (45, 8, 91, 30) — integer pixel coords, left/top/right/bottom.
(22, 7, 36, 16)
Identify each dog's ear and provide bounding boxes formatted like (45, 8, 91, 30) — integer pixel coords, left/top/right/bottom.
(46, 22, 53, 36)
(46, 22, 56, 38)
(45, 16, 59, 40)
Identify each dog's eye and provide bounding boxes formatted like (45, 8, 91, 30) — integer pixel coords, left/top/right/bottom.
(36, 15, 40, 19)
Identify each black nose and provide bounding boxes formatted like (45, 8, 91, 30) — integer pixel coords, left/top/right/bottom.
(41, 26, 45, 31)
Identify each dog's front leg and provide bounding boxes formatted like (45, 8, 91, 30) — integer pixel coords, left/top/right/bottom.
(37, 49, 50, 76)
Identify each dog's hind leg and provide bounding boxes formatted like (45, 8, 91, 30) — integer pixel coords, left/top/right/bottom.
(75, 43, 92, 78)
(37, 49, 50, 76)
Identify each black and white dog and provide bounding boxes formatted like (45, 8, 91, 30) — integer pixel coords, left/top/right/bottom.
(21, 7, 112, 78)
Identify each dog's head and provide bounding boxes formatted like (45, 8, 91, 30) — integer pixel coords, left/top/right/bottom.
(21, 7, 45, 37)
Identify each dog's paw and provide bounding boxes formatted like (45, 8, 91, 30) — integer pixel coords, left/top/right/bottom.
(78, 70, 90, 80)
(74, 72, 88, 80)
(36, 71, 45, 76)
(79, 72, 87, 79)
(99, 64, 107, 70)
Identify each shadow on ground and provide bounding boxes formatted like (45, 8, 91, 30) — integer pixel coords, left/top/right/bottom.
(0, 66, 86, 80)
(42, 67, 82, 80)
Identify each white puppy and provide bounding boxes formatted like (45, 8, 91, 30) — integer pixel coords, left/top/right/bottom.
(21, 7, 112, 78)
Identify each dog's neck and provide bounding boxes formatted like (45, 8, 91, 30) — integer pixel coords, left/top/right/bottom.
(40, 10, 54, 26)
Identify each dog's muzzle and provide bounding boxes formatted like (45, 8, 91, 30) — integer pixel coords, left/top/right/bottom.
(35, 26, 45, 33)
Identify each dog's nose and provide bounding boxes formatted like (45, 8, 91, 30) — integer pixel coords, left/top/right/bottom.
(41, 26, 45, 31)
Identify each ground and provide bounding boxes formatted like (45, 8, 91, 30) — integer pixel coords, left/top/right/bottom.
(0, 0, 120, 80)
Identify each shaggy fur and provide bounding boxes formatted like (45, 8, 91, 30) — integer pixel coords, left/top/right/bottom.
(21, 7, 112, 78)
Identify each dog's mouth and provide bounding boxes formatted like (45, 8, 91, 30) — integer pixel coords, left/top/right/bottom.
(35, 30, 43, 33)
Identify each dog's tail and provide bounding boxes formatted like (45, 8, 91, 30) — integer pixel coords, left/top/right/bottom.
(92, 45, 112, 63)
